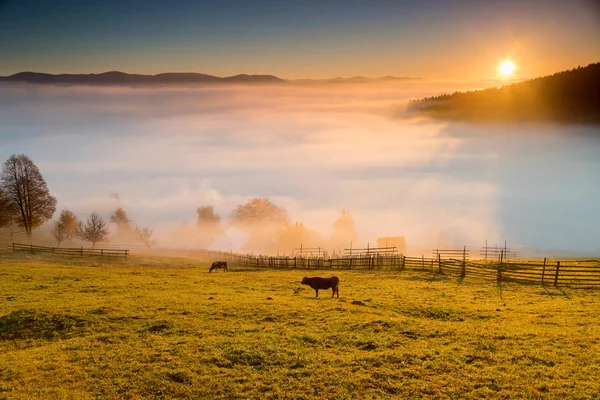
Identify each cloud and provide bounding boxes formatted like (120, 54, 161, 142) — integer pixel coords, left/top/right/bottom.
(1, 82, 597, 254)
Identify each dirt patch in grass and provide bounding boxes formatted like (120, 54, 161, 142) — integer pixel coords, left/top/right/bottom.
(0, 310, 87, 340)
(138, 320, 173, 334)
(404, 306, 466, 321)
(88, 307, 110, 315)
(165, 371, 193, 384)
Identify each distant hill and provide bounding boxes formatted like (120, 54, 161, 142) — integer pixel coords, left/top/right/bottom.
(0, 71, 421, 86)
(293, 76, 420, 84)
(0, 71, 286, 86)
(408, 63, 600, 123)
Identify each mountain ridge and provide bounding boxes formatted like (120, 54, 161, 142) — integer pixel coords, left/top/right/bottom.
(0, 71, 420, 86)
(0, 71, 282, 85)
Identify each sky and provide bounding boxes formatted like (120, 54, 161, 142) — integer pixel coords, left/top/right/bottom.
(1, 0, 599, 80)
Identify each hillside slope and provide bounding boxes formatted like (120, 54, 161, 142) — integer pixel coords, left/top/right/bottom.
(409, 63, 600, 123)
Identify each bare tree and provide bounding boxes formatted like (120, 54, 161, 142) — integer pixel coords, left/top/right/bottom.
(51, 221, 67, 247)
(0, 154, 57, 238)
(57, 209, 79, 243)
(135, 226, 155, 248)
(0, 187, 15, 229)
(78, 212, 109, 248)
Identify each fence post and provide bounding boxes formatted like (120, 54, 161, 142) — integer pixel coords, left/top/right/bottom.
(497, 262, 502, 281)
(541, 257, 547, 285)
(554, 261, 561, 286)
(349, 257, 353, 270)
(402, 255, 406, 270)
(485, 240, 488, 261)
(461, 246, 466, 277)
(421, 255, 424, 269)
(497, 250, 504, 282)
(294, 256, 297, 269)
(81, 247, 83, 257)
(101, 249, 104, 259)
(438, 253, 442, 273)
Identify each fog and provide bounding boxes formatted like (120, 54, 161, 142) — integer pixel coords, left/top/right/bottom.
(1, 82, 599, 257)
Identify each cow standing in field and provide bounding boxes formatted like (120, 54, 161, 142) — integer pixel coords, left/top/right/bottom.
(301, 276, 339, 298)
(209, 261, 228, 272)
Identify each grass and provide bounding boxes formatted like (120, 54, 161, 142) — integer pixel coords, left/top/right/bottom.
(1, 251, 600, 399)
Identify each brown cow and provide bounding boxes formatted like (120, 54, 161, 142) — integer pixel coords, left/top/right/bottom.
(301, 276, 339, 298)
(209, 261, 228, 272)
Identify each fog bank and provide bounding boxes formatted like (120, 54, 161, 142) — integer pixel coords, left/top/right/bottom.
(1, 82, 598, 256)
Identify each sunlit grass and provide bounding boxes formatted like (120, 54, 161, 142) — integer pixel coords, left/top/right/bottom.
(1, 252, 599, 399)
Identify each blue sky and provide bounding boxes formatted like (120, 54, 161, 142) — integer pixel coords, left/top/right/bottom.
(1, 0, 599, 79)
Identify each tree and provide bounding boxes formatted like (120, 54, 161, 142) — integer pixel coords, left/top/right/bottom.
(135, 226, 155, 248)
(196, 205, 222, 248)
(277, 221, 324, 256)
(110, 207, 131, 232)
(333, 209, 356, 232)
(230, 198, 289, 253)
(330, 209, 359, 250)
(197, 205, 221, 226)
(57, 209, 79, 243)
(0, 187, 15, 229)
(230, 198, 289, 227)
(51, 220, 67, 247)
(78, 212, 109, 248)
(0, 154, 57, 238)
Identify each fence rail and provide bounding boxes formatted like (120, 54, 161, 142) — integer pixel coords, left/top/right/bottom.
(344, 245, 399, 257)
(0, 230, 27, 242)
(10, 243, 129, 259)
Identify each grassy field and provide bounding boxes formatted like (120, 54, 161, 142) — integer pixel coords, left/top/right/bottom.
(1, 252, 599, 399)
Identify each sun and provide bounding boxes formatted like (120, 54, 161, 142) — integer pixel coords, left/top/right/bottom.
(499, 60, 515, 77)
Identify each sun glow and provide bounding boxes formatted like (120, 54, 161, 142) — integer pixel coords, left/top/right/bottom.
(499, 60, 515, 77)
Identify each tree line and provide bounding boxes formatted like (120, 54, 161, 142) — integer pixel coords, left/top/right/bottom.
(408, 62, 600, 123)
(1, 154, 359, 253)
(193, 198, 358, 256)
(0, 154, 154, 248)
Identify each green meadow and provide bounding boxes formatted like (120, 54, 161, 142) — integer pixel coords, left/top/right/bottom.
(1, 252, 599, 399)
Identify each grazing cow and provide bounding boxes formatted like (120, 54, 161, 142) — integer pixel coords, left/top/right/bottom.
(209, 261, 228, 272)
(301, 276, 339, 298)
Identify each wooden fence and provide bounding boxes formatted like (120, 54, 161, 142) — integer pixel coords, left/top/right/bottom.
(0, 229, 26, 244)
(10, 243, 129, 259)
(344, 245, 399, 257)
(480, 242, 517, 260)
(197, 249, 600, 287)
